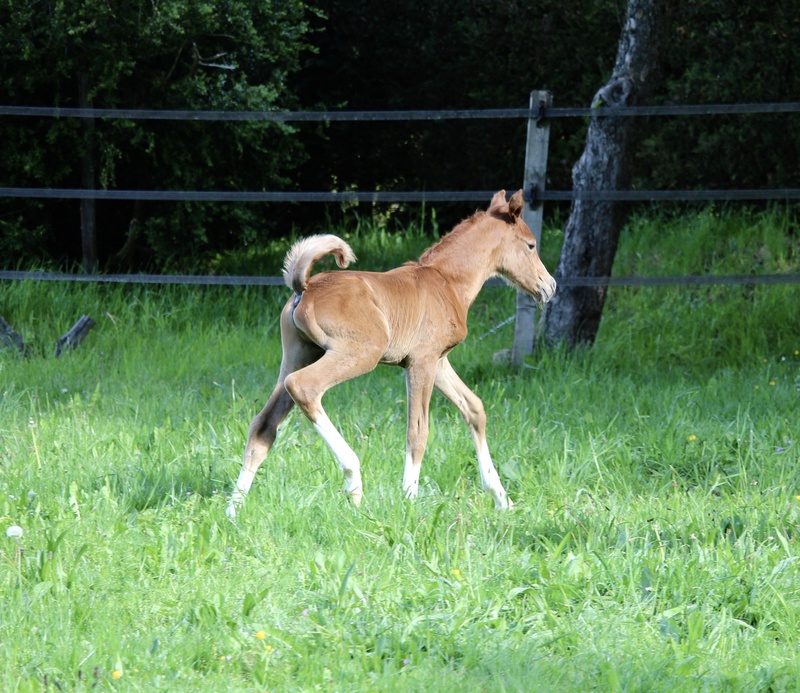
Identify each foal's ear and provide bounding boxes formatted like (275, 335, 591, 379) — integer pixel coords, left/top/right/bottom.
(508, 189, 524, 218)
(487, 189, 509, 218)
(487, 189, 524, 221)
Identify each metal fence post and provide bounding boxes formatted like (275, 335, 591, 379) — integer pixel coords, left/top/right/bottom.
(511, 90, 552, 365)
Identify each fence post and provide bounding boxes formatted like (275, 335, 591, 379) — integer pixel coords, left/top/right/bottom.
(79, 73, 97, 273)
(511, 90, 552, 365)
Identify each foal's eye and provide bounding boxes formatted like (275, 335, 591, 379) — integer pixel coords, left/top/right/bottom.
(526, 241, 536, 251)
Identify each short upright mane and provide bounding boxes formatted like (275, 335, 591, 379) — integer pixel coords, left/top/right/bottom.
(418, 212, 484, 265)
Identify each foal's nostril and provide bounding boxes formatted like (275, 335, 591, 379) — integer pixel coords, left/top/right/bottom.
(539, 277, 556, 304)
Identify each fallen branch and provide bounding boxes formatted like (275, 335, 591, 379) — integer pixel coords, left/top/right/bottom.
(0, 315, 30, 356)
(55, 315, 95, 357)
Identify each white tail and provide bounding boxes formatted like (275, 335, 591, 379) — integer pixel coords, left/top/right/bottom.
(282, 234, 356, 294)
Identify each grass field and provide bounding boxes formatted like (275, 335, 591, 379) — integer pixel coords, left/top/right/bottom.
(1, 206, 799, 691)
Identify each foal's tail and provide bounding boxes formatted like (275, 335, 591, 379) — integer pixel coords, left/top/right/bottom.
(282, 234, 356, 294)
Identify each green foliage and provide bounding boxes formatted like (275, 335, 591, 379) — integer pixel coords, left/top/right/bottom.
(2, 0, 800, 271)
(1, 209, 799, 689)
(636, 0, 800, 191)
(0, 0, 320, 268)
(292, 0, 630, 228)
(294, 0, 800, 230)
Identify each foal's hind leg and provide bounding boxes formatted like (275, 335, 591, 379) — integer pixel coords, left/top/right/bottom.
(227, 384, 296, 519)
(284, 347, 383, 506)
(227, 304, 321, 519)
(434, 357, 512, 509)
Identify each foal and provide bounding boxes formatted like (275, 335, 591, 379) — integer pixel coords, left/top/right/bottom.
(227, 189, 556, 517)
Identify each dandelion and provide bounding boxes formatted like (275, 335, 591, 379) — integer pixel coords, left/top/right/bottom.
(795, 495, 800, 501)
(452, 569, 461, 577)
(111, 670, 123, 680)
(6, 525, 23, 571)
(688, 435, 697, 442)
(255, 630, 266, 640)
(769, 381, 776, 387)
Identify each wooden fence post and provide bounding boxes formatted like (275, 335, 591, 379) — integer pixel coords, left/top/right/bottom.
(79, 73, 97, 274)
(511, 90, 552, 365)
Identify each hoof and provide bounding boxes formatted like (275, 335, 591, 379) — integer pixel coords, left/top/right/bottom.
(494, 494, 514, 510)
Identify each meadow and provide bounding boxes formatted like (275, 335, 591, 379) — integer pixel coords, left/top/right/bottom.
(1, 206, 799, 691)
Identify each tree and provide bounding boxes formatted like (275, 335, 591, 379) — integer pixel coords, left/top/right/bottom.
(540, 0, 669, 348)
(0, 0, 318, 270)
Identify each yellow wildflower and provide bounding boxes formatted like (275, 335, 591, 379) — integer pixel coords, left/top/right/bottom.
(255, 630, 267, 640)
(111, 670, 123, 680)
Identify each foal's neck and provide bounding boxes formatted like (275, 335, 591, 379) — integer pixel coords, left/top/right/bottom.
(419, 214, 499, 308)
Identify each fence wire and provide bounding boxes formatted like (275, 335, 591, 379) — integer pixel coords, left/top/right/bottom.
(1, 271, 798, 288)
(2, 101, 799, 121)
(2, 187, 800, 203)
(2, 99, 799, 288)
(2, 101, 799, 204)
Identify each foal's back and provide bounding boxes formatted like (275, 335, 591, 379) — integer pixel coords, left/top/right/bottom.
(291, 261, 466, 366)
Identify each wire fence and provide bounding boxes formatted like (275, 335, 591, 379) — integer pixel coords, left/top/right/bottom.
(3, 101, 800, 120)
(2, 270, 798, 288)
(2, 100, 799, 287)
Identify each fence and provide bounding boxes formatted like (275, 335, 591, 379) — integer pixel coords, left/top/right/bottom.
(2, 95, 799, 358)
(3, 98, 800, 208)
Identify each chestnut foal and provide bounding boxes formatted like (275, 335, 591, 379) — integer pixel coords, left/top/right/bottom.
(227, 190, 556, 517)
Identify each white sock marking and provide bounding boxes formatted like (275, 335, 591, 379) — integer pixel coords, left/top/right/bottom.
(477, 440, 510, 509)
(313, 413, 363, 501)
(403, 451, 420, 499)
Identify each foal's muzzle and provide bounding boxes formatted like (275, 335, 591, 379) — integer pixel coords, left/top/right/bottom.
(536, 275, 557, 306)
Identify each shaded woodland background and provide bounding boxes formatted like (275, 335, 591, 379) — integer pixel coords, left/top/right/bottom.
(1, 0, 798, 272)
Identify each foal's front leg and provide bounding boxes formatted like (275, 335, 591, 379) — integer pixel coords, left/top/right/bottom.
(434, 357, 512, 509)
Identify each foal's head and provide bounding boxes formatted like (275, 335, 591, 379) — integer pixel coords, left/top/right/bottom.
(489, 190, 557, 306)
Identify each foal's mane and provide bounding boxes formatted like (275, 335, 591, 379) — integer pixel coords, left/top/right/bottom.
(417, 210, 485, 266)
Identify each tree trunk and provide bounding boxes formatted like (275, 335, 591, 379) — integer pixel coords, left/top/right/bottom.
(541, 0, 667, 348)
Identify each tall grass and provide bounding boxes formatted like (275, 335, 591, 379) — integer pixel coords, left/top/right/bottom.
(1, 206, 798, 691)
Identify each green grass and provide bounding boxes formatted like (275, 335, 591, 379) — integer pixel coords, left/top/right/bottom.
(1, 207, 799, 691)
